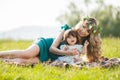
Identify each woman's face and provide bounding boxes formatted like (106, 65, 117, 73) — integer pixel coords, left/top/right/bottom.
(76, 20, 90, 37)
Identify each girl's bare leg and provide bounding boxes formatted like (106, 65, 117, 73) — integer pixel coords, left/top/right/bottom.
(0, 44, 40, 59)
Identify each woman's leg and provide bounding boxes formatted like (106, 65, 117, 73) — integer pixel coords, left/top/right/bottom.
(1, 57, 40, 66)
(0, 44, 40, 59)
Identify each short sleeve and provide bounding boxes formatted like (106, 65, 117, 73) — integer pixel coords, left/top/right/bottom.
(76, 45, 83, 52)
(60, 45, 66, 50)
(61, 24, 71, 31)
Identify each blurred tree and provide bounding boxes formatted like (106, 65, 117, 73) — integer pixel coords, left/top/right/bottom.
(56, 2, 84, 27)
(57, 0, 120, 37)
(84, 0, 91, 13)
(112, 7, 120, 37)
(91, 1, 120, 37)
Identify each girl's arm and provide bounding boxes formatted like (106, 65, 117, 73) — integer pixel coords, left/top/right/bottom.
(60, 45, 69, 51)
(49, 30, 78, 56)
(81, 40, 89, 54)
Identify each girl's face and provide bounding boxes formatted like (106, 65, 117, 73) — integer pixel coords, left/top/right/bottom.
(76, 20, 90, 37)
(67, 35, 77, 45)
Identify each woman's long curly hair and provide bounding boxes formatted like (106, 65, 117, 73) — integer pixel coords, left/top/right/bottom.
(84, 34, 102, 62)
(76, 17, 102, 62)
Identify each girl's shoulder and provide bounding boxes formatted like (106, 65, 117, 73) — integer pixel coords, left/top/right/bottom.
(67, 44, 83, 49)
(59, 44, 83, 49)
(74, 44, 83, 47)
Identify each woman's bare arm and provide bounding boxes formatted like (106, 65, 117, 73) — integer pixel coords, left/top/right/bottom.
(49, 30, 67, 55)
(49, 30, 78, 55)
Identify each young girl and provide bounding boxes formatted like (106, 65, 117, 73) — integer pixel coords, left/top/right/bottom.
(50, 29, 89, 66)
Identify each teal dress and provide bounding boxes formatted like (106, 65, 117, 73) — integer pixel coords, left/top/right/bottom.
(34, 24, 70, 62)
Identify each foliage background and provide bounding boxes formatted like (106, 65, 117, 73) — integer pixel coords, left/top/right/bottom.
(56, 0, 120, 37)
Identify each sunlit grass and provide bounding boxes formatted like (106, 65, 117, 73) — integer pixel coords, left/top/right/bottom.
(0, 38, 120, 80)
(102, 37, 120, 58)
(0, 40, 32, 50)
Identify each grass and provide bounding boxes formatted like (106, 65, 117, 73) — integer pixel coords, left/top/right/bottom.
(0, 38, 120, 80)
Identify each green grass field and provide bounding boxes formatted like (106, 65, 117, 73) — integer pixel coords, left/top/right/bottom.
(0, 38, 120, 80)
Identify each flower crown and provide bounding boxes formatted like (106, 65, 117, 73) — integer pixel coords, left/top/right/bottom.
(84, 17, 102, 34)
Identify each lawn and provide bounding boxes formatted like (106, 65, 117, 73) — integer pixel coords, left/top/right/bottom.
(0, 38, 120, 80)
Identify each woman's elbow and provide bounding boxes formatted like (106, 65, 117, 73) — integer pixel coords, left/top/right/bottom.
(49, 46, 54, 53)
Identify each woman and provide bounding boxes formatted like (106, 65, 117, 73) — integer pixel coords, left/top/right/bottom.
(50, 17, 102, 62)
(0, 17, 102, 65)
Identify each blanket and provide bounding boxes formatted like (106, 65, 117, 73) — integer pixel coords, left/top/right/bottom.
(43, 57, 120, 68)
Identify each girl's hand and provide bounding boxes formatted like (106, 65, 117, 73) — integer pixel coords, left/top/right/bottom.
(63, 45, 69, 51)
(68, 48, 79, 56)
(84, 40, 89, 47)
